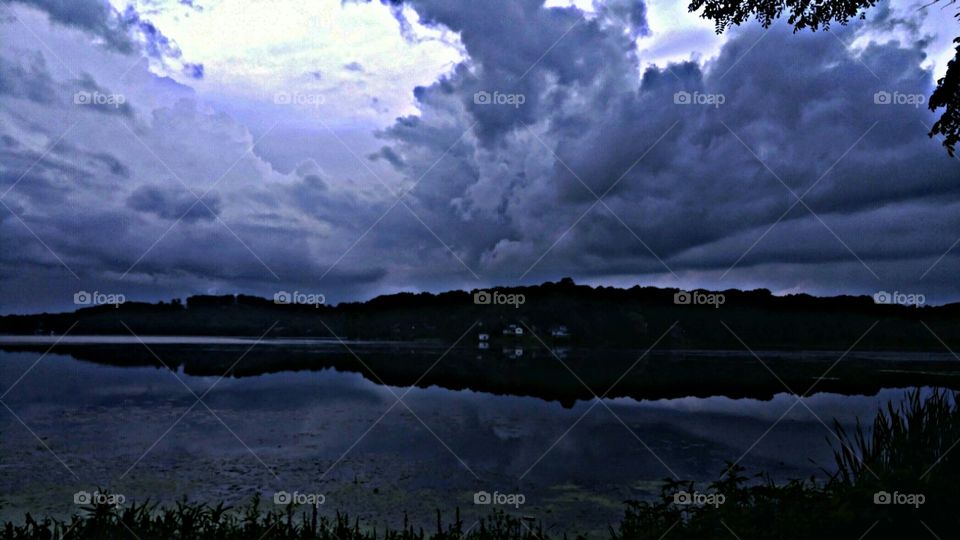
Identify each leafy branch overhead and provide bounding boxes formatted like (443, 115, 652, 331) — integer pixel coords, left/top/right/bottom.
(689, 0, 960, 156)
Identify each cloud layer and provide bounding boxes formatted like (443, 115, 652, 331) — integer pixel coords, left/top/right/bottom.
(370, 0, 958, 293)
(0, 0, 957, 313)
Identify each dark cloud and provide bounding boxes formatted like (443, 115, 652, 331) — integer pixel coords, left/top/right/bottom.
(397, 0, 641, 142)
(123, 7, 183, 60)
(9, 0, 197, 69)
(126, 184, 222, 223)
(85, 151, 131, 178)
(0, 134, 132, 210)
(182, 62, 204, 79)
(0, 51, 56, 103)
(2, 0, 959, 315)
(368, 145, 405, 168)
(369, 0, 959, 298)
(598, 0, 650, 39)
(9, 0, 137, 52)
(0, 50, 135, 118)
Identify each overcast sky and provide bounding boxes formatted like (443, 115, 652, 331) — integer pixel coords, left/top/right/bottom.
(1, 0, 958, 313)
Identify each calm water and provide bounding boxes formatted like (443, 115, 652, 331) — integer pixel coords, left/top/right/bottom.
(0, 345, 924, 535)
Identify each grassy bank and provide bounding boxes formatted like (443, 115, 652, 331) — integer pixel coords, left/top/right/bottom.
(4, 390, 959, 539)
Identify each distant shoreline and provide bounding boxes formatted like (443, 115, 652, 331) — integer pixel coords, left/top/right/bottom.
(4, 280, 960, 353)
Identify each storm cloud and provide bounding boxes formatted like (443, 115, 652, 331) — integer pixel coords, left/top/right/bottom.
(0, 0, 957, 314)
(371, 0, 958, 294)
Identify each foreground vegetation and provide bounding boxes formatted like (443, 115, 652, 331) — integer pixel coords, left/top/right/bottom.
(4, 390, 959, 539)
(614, 389, 960, 539)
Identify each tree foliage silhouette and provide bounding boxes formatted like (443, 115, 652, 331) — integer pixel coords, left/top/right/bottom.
(689, 0, 960, 157)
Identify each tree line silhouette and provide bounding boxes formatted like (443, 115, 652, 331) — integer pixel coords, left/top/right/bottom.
(3, 278, 960, 351)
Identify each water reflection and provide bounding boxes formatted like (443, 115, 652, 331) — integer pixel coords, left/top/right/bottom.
(0, 348, 929, 535)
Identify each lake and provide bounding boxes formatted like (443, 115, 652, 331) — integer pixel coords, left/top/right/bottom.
(0, 339, 944, 536)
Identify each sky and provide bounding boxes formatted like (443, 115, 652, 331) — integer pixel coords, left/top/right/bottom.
(0, 0, 958, 314)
